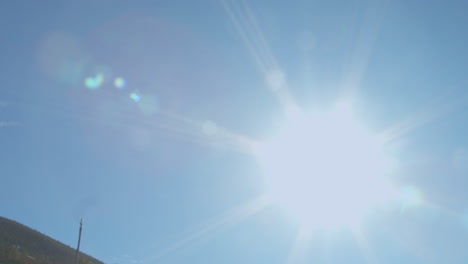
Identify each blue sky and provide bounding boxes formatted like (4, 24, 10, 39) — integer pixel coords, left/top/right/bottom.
(1, 0, 468, 264)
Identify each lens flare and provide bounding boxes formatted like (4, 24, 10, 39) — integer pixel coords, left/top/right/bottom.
(38, 32, 88, 85)
(399, 185, 423, 212)
(85, 74, 104, 90)
(137, 95, 159, 115)
(130, 92, 141, 102)
(114, 77, 126, 89)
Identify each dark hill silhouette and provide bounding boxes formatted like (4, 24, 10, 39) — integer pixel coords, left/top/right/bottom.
(0, 217, 103, 264)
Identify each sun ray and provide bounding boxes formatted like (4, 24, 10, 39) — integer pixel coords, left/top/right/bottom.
(377, 88, 468, 144)
(242, 1, 279, 72)
(221, 0, 300, 116)
(142, 195, 269, 263)
(402, 188, 463, 219)
(379, 186, 468, 263)
(286, 227, 314, 264)
(12, 96, 255, 154)
(220, 0, 269, 75)
(352, 228, 380, 264)
(339, 0, 389, 99)
(160, 110, 255, 153)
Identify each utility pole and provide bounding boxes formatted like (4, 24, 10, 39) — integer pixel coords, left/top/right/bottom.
(75, 219, 84, 264)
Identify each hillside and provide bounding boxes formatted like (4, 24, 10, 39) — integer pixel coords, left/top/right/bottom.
(0, 217, 103, 264)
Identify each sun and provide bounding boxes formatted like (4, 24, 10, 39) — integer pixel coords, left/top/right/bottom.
(254, 102, 395, 231)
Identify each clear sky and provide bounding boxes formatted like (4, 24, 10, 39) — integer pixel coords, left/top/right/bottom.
(1, 0, 468, 264)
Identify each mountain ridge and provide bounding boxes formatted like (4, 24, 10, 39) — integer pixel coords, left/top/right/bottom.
(0, 216, 103, 264)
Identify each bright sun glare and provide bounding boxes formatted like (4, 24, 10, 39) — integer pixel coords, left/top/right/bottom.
(255, 102, 395, 231)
